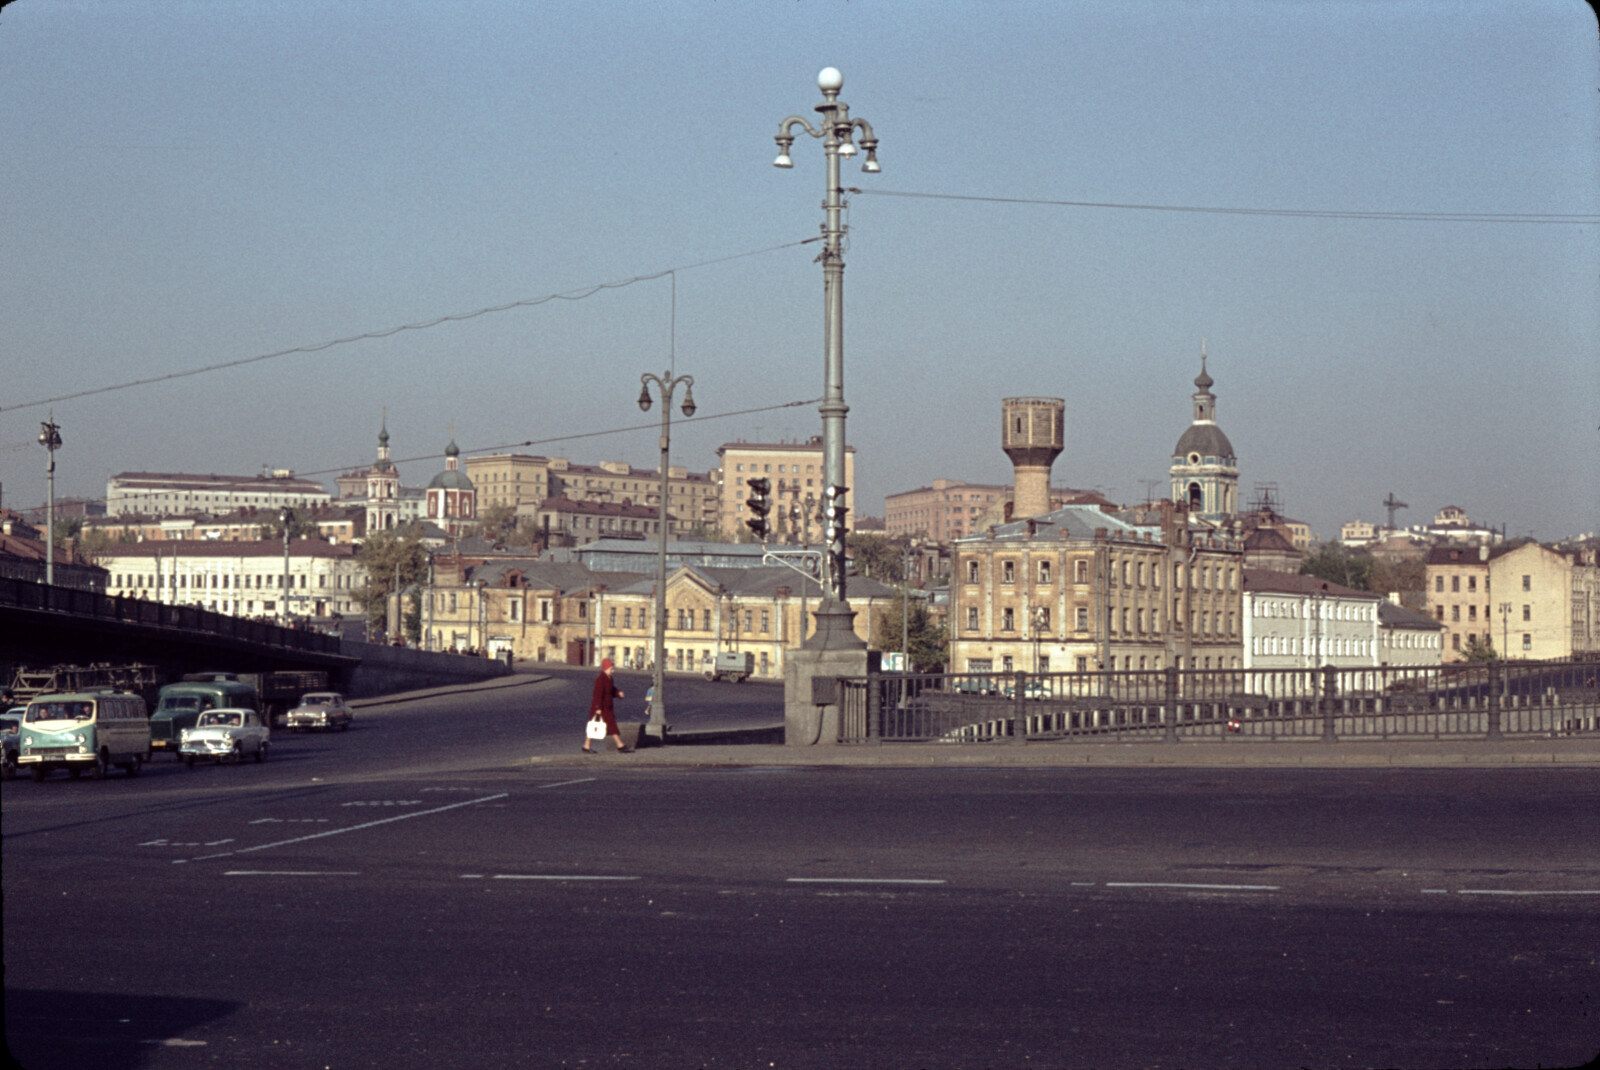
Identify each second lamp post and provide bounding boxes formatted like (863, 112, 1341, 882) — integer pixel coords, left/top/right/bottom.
(637, 370, 695, 741)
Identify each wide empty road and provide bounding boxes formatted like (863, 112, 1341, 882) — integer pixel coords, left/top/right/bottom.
(4, 676, 1596, 1069)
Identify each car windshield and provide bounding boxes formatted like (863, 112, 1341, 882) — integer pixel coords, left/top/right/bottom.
(300, 694, 338, 706)
(0, 716, 20, 734)
(198, 712, 242, 727)
(159, 697, 203, 712)
(26, 701, 93, 723)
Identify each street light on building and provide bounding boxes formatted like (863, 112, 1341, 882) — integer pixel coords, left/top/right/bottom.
(638, 370, 696, 741)
(773, 67, 880, 645)
(37, 417, 62, 586)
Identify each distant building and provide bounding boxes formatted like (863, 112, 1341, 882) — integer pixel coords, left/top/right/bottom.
(0, 532, 107, 592)
(1241, 570, 1383, 671)
(1241, 527, 1303, 573)
(424, 439, 477, 538)
(106, 470, 329, 518)
(716, 437, 855, 543)
(1487, 542, 1600, 661)
(464, 454, 720, 537)
(885, 480, 1008, 541)
(1340, 520, 1379, 546)
(1377, 595, 1445, 668)
(1424, 544, 1492, 659)
(96, 540, 363, 620)
(523, 497, 666, 547)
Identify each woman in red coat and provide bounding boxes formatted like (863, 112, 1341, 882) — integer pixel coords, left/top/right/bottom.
(584, 658, 629, 754)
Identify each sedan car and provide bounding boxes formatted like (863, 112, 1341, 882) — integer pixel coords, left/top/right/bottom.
(1, 708, 23, 779)
(286, 692, 353, 732)
(179, 708, 270, 766)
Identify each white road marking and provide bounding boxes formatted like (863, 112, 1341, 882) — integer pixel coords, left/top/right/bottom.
(175, 793, 509, 863)
(1454, 889, 1600, 896)
(224, 870, 360, 877)
(489, 874, 640, 881)
(1422, 889, 1450, 894)
(537, 777, 597, 789)
(1105, 882, 1280, 891)
(787, 878, 947, 885)
(342, 800, 422, 807)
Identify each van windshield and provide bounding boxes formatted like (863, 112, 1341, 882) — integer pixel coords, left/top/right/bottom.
(26, 701, 93, 723)
(159, 697, 202, 712)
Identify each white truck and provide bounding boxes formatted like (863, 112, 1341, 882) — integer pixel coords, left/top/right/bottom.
(705, 651, 754, 683)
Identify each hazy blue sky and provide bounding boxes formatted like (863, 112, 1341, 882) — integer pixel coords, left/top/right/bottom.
(3, 0, 1596, 542)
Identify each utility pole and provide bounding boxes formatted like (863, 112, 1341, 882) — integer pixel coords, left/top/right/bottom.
(38, 417, 62, 586)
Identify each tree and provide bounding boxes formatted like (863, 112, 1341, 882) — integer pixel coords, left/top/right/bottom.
(1300, 546, 1373, 591)
(356, 525, 428, 637)
(477, 502, 519, 544)
(849, 533, 905, 583)
(873, 597, 947, 672)
(261, 510, 319, 541)
(1462, 635, 1499, 662)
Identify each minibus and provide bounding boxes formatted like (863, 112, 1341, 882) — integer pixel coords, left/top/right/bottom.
(18, 691, 151, 780)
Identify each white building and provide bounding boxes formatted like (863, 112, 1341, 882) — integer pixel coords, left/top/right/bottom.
(97, 540, 365, 621)
(106, 470, 330, 518)
(1377, 594, 1445, 668)
(1241, 570, 1382, 670)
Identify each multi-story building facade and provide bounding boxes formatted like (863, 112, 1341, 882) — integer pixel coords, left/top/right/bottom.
(715, 437, 855, 542)
(1241, 570, 1384, 670)
(1, 531, 108, 591)
(948, 504, 1245, 675)
(1377, 595, 1446, 667)
(82, 504, 366, 545)
(96, 540, 365, 620)
(885, 480, 1008, 541)
(1486, 542, 1600, 661)
(106, 471, 330, 518)
(465, 454, 720, 536)
(421, 558, 606, 660)
(525, 497, 667, 547)
(1424, 544, 1492, 659)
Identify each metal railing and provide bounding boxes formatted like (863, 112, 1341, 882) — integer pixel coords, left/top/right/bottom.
(837, 660, 1600, 745)
(0, 577, 341, 655)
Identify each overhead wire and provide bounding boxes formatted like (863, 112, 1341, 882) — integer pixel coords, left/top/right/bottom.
(0, 237, 820, 416)
(848, 188, 1600, 224)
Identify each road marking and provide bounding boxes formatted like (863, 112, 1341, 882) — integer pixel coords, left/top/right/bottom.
(786, 878, 947, 885)
(342, 800, 422, 807)
(488, 874, 640, 881)
(1105, 882, 1280, 891)
(249, 818, 330, 825)
(1422, 889, 1449, 894)
(224, 870, 360, 877)
(1454, 889, 1600, 896)
(175, 793, 509, 863)
(537, 777, 597, 789)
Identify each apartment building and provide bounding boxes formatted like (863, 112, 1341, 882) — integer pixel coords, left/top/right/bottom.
(1424, 545, 1492, 659)
(97, 540, 364, 620)
(715, 437, 855, 542)
(106, 471, 330, 517)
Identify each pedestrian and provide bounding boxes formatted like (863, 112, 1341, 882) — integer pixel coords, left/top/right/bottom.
(584, 657, 629, 754)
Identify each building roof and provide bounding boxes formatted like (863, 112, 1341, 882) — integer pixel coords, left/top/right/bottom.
(108, 472, 328, 494)
(1173, 422, 1235, 461)
(954, 503, 1157, 545)
(1378, 599, 1444, 631)
(1242, 569, 1378, 600)
(94, 539, 358, 560)
(536, 496, 668, 520)
(1242, 528, 1298, 553)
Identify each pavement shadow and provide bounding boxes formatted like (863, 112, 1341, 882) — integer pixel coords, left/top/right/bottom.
(4, 987, 239, 1070)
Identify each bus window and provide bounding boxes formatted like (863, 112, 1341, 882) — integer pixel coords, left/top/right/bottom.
(26, 701, 92, 722)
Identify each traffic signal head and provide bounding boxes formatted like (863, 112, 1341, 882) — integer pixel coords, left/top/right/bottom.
(745, 477, 772, 540)
(822, 484, 849, 542)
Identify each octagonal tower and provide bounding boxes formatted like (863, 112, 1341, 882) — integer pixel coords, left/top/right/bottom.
(1001, 397, 1065, 520)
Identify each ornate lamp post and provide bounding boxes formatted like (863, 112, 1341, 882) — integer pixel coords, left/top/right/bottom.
(38, 417, 62, 586)
(773, 67, 880, 646)
(638, 370, 696, 741)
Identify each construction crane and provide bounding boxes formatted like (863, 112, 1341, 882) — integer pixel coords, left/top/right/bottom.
(1383, 492, 1409, 531)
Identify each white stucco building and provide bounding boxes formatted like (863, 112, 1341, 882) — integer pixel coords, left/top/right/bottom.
(97, 540, 365, 620)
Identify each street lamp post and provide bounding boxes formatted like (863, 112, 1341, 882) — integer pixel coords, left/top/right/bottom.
(279, 506, 293, 626)
(774, 67, 880, 647)
(38, 417, 62, 586)
(1499, 602, 1511, 661)
(637, 370, 696, 742)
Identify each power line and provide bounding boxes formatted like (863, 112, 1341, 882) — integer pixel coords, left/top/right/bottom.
(849, 188, 1600, 224)
(0, 238, 820, 416)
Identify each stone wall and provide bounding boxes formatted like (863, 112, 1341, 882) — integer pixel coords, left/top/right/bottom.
(340, 639, 511, 698)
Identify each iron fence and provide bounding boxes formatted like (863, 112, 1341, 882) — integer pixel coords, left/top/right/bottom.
(837, 660, 1600, 745)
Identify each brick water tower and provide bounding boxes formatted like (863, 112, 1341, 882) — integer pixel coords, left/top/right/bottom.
(1001, 397, 1065, 520)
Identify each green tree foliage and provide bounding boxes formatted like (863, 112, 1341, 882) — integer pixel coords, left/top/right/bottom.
(477, 502, 519, 543)
(1300, 546, 1373, 591)
(849, 533, 905, 583)
(260, 510, 320, 541)
(873, 597, 947, 672)
(356, 525, 428, 633)
(1462, 635, 1499, 662)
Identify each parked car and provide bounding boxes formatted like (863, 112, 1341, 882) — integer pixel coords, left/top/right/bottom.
(179, 708, 270, 766)
(2, 707, 23, 779)
(951, 677, 1000, 696)
(1001, 679, 1053, 701)
(286, 692, 353, 732)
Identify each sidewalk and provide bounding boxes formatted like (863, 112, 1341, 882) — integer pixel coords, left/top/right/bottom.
(349, 670, 550, 710)
(532, 731, 1600, 769)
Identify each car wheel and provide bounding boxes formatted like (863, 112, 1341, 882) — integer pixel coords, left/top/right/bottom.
(184, 755, 196, 768)
(258, 742, 269, 762)
(124, 755, 142, 776)
(2, 755, 15, 781)
(231, 742, 243, 763)
(339, 720, 349, 732)
(90, 753, 109, 780)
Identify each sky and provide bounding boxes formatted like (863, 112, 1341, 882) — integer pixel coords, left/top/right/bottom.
(2, 0, 1596, 544)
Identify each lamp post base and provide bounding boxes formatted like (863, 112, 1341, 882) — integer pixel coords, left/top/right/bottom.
(784, 599, 868, 746)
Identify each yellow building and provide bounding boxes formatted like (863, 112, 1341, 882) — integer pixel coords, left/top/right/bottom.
(1424, 544, 1492, 660)
(715, 437, 857, 542)
(949, 504, 1245, 674)
(465, 454, 719, 536)
(1486, 542, 1600, 661)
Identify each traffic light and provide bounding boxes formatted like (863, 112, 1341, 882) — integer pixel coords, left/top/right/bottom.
(822, 484, 849, 544)
(745, 477, 772, 540)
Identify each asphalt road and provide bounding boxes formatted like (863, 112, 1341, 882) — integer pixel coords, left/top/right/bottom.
(4, 675, 1597, 1070)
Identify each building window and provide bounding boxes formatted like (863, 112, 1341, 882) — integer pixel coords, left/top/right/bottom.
(1075, 607, 1088, 631)
(761, 609, 770, 633)
(1001, 655, 1014, 672)
(1523, 604, 1531, 621)
(1036, 607, 1050, 632)
(1452, 633, 1461, 650)
(1522, 575, 1531, 591)
(609, 607, 617, 627)
(1522, 633, 1532, 650)
(1468, 605, 1476, 622)
(1074, 560, 1088, 584)
(966, 607, 979, 631)
(1039, 560, 1051, 584)
(1451, 605, 1460, 622)
(967, 560, 979, 584)
(1451, 575, 1460, 593)
(1467, 577, 1477, 593)
(1002, 561, 1015, 584)
(1076, 656, 1088, 673)
(1002, 607, 1015, 631)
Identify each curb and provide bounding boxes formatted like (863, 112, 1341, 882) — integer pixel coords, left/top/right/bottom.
(350, 673, 550, 710)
